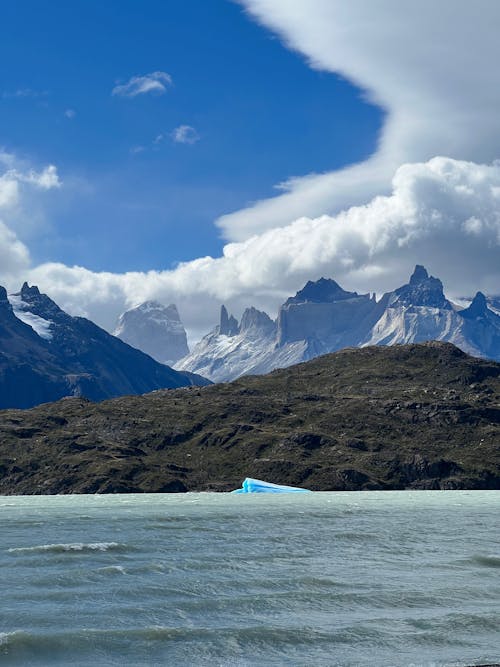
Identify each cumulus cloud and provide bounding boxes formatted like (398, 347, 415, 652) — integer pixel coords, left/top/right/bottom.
(215, 0, 500, 242)
(0, 156, 61, 289)
(112, 71, 173, 97)
(0, 221, 30, 279)
(171, 125, 200, 145)
(0, 159, 60, 210)
(20, 157, 500, 341)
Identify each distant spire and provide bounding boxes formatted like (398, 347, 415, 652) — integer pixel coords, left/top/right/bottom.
(219, 305, 239, 336)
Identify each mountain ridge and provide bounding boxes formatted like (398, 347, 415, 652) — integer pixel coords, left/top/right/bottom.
(0, 283, 208, 409)
(175, 266, 500, 382)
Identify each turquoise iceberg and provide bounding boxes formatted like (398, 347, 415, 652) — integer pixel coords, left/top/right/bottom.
(231, 478, 312, 493)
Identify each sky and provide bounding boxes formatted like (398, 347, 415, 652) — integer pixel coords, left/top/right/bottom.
(1, 0, 500, 344)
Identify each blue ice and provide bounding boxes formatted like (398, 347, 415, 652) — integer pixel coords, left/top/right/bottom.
(231, 478, 312, 493)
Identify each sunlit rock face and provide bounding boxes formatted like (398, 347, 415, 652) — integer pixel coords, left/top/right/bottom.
(277, 277, 377, 351)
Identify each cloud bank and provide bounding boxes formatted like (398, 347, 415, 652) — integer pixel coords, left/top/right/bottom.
(215, 0, 500, 242)
(2, 156, 496, 342)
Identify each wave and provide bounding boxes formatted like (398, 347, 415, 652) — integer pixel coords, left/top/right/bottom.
(7, 542, 127, 554)
(470, 554, 500, 568)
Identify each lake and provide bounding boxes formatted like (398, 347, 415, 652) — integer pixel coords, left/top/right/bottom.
(1, 491, 499, 666)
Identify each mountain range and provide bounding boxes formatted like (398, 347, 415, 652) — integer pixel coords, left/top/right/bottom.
(0, 283, 208, 410)
(173, 266, 500, 382)
(3, 266, 499, 409)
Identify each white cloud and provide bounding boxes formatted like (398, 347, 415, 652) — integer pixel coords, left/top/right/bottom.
(0, 221, 30, 279)
(215, 0, 500, 242)
(20, 157, 500, 341)
(112, 71, 173, 98)
(22, 165, 61, 190)
(0, 157, 61, 289)
(64, 109, 76, 119)
(171, 125, 200, 145)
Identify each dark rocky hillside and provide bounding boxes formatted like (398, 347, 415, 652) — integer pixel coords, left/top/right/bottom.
(0, 283, 208, 409)
(0, 342, 498, 494)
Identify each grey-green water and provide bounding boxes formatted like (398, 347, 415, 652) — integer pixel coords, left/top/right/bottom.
(0, 491, 499, 667)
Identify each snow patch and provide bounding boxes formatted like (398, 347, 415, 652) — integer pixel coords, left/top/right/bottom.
(8, 294, 53, 340)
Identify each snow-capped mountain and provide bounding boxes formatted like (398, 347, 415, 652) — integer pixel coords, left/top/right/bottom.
(175, 305, 282, 383)
(176, 266, 500, 382)
(114, 301, 189, 365)
(363, 266, 468, 347)
(0, 283, 208, 409)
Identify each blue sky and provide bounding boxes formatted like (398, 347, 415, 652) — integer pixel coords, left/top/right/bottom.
(0, 0, 381, 272)
(2, 1, 499, 338)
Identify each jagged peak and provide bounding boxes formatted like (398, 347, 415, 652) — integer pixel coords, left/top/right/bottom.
(15, 283, 63, 319)
(21, 282, 41, 297)
(219, 305, 239, 336)
(393, 266, 450, 309)
(239, 306, 274, 333)
(285, 276, 360, 306)
(409, 265, 429, 285)
(460, 291, 490, 319)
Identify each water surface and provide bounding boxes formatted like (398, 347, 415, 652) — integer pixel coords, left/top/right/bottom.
(1, 491, 499, 666)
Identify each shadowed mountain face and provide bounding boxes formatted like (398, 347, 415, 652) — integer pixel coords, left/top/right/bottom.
(177, 266, 500, 382)
(0, 342, 498, 494)
(0, 284, 208, 409)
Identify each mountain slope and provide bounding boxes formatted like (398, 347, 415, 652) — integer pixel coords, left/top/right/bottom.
(175, 305, 280, 383)
(0, 283, 208, 409)
(0, 342, 498, 494)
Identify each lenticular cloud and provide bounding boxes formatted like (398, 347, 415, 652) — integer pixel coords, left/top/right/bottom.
(24, 156, 500, 336)
(219, 0, 500, 241)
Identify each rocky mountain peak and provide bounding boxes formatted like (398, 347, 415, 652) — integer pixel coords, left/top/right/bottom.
(239, 307, 275, 334)
(17, 283, 64, 320)
(134, 301, 181, 320)
(460, 291, 490, 319)
(409, 265, 429, 285)
(21, 282, 40, 297)
(285, 277, 359, 306)
(114, 300, 189, 365)
(393, 266, 450, 309)
(219, 305, 239, 336)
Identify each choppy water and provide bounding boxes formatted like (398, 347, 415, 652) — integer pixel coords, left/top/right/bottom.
(0, 491, 499, 667)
